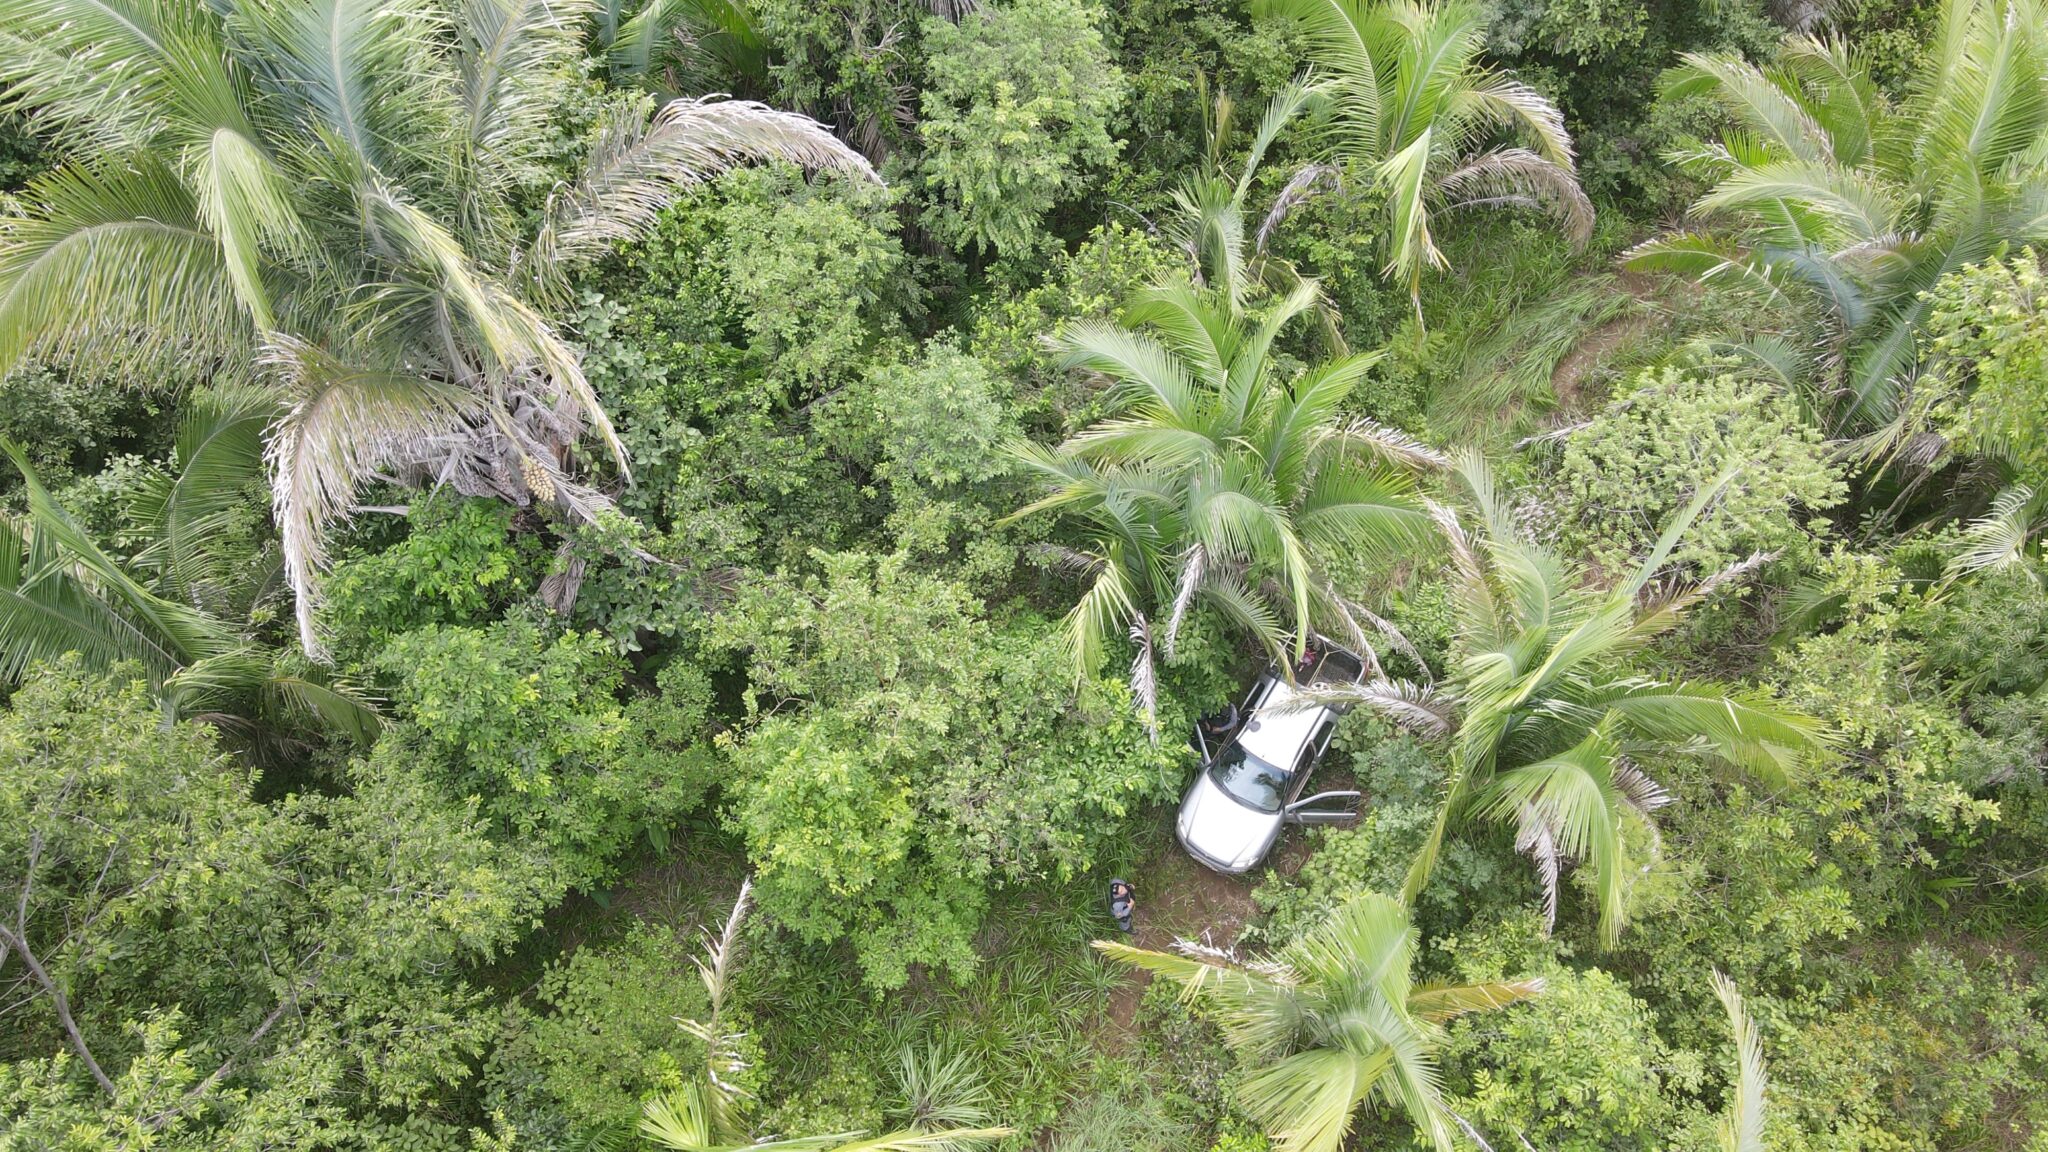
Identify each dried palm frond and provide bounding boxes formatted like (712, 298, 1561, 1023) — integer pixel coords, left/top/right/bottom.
(1438, 147, 1594, 247)
(1514, 802, 1563, 934)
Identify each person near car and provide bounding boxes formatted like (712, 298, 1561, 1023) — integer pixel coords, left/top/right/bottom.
(1109, 880, 1135, 933)
(1199, 701, 1240, 742)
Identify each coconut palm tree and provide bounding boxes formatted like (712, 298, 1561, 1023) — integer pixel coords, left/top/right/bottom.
(1325, 453, 1828, 944)
(1254, 0, 1593, 320)
(639, 881, 1012, 1152)
(0, 390, 379, 745)
(1095, 893, 1542, 1152)
(0, 0, 873, 658)
(1625, 0, 2048, 434)
(1007, 270, 1441, 725)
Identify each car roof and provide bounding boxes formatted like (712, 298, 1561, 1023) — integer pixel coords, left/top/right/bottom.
(1237, 677, 1326, 765)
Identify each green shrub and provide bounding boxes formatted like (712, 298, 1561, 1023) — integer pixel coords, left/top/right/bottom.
(1443, 965, 1699, 1152)
(1765, 945, 2048, 1150)
(525, 922, 709, 1135)
(1924, 249, 2048, 484)
(857, 341, 1018, 489)
(918, 0, 1125, 256)
(377, 621, 713, 889)
(970, 223, 1177, 438)
(576, 165, 908, 572)
(323, 498, 540, 664)
(0, 363, 164, 496)
(713, 551, 1181, 987)
(1550, 365, 1846, 574)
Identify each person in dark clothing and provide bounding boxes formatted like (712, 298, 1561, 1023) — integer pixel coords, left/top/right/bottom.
(1199, 701, 1240, 742)
(1108, 879, 1135, 933)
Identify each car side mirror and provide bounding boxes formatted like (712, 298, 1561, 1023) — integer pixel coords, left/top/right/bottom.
(1284, 790, 1362, 826)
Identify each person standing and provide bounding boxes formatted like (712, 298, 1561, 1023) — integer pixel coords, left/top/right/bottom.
(1108, 879, 1136, 934)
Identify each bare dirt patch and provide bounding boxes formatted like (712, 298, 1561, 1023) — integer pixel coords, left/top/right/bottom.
(1102, 837, 1266, 1038)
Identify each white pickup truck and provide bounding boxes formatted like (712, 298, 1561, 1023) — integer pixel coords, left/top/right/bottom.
(1175, 645, 1367, 874)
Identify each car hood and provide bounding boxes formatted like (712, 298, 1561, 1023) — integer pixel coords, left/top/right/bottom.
(1177, 772, 1283, 874)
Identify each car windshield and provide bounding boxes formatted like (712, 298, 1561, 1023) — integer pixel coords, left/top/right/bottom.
(1207, 744, 1293, 813)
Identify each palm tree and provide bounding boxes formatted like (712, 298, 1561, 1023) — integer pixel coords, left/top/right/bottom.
(1329, 453, 1828, 944)
(1007, 270, 1440, 725)
(1095, 893, 1543, 1152)
(1165, 75, 1348, 351)
(1254, 0, 1593, 319)
(0, 0, 873, 658)
(639, 881, 1012, 1152)
(1625, 0, 2048, 434)
(0, 390, 379, 744)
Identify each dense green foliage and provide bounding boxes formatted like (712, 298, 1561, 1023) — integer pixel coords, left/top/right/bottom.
(4, 0, 2048, 1149)
(1549, 364, 1848, 573)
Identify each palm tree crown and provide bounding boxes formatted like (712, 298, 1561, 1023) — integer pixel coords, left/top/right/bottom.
(0, 0, 873, 657)
(1337, 454, 1829, 943)
(1010, 272, 1440, 723)
(1626, 0, 2048, 433)
(1255, 0, 1594, 316)
(1096, 893, 1543, 1152)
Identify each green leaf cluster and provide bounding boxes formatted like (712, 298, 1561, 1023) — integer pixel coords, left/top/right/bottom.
(918, 0, 1127, 256)
(713, 551, 1181, 987)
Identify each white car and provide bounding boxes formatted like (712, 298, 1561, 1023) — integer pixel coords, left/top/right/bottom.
(1176, 646, 1366, 874)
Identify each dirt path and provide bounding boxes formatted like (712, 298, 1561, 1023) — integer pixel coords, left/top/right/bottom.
(1547, 271, 1670, 416)
(1549, 313, 1652, 413)
(1098, 832, 1319, 1040)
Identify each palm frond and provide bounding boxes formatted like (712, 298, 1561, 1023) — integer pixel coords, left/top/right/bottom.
(1408, 977, 1545, 1022)
(1255, 0, 1380, 93)
(1711, 970, 1768, 1152)
(0, 159, 244, 375)
(1062, 552, 1141, 680)
(1315, 418, 1449, 472)
(1377, 128, 1442, 309)
(1092, 939, 1307, 1061)
(1237, 1046, 1376, 1152)
(1513, 802, 1562, 932)
(0, 438, 238, 669)
(1621, 233, 1792, 304)
(639, 1082, 722, 1152)
(530, 94, 874, 287)
(1129, 614, 1160, 742)
(1460, 77, 1577, 170)
(812, 1128, 1014, 1152)
(126, 386, 273, 605)
(1437, 147, 1592, 247)
(1474, 727, 1632, 945)
(259, 337, 480, 658)
(457, 0, 601, 172)
(1162, 544, 1206, 659)
(1945, 484, 2041, 579)
(1237, 75, 1331, 203)
(1663, 51, 1834, 163)
(256, 0, 449, 174)
(1056, 319, 1205, 430)
(1595, 679, 1828, 787)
